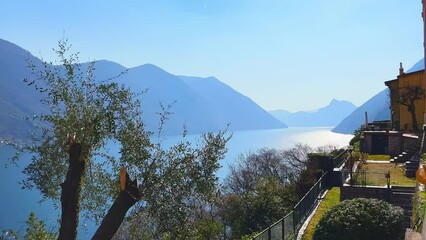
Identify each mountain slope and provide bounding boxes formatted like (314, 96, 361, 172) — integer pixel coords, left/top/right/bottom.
(332, 89, 390, 134)
(113, 64, 221, 135)
(0, 38, 286, 140)
(180, 76, 287, 131)
(270, 99, 356, 127)
(406, 58, 424, 73)
(0, 39, 47, 141)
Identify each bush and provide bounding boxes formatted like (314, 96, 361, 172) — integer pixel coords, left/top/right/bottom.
(313, 198, 404, 240)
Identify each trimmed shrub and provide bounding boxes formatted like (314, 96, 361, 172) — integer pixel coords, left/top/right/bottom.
(313, 198, 404, 240)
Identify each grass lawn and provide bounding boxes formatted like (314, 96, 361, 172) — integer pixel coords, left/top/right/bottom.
(301, 187, 340, 240)
(419, 191, 426, 223)
(367, 154, 390, 161)
(357, 163, 416, 186)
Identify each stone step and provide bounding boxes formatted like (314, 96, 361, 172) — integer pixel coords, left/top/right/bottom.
(391, 186, 416, 193)
(405, 171, 416, 178)
(405, 161, 419, 167)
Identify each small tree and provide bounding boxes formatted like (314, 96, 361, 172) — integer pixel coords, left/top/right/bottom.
(313, 198, 404, 240)
(399, 84, 425, 131)
(221, 144, 340, 238)
(16, 39, 230, 239)
(24, 212, 57, 240)
(222, 146, 309, 238)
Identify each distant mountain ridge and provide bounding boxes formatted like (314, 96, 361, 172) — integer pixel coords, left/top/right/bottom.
(0, 38, 286, 141)
(270, 99, 357, 127)
(406, 58, 424, 73)
(180, 76, 287, 131)
(332, 89, 390, 134)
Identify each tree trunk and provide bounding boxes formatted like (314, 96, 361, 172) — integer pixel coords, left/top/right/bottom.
(92, 169, 141, 240)
(58, 143, 86, 240)
(410, 104, 418, 131)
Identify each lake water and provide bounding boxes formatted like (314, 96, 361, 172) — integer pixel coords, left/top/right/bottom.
(0, 127, 352, 238)
(160, 127, 353, 179)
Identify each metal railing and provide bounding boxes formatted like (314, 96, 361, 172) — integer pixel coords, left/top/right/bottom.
(293, 172, 328, 232)
(252, 172, 329, 240)
(341, 169, 391, 187)
(333, 148, 352, 169)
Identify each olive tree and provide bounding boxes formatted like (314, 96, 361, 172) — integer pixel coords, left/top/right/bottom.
(17, 39, 229, 239)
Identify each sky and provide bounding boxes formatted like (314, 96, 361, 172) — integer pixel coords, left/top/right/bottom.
(0, 1, 423, 112)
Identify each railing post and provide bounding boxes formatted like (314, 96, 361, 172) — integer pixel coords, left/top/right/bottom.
(293, 207, 296, 238)
(386, 171, 391, 202)
(282, 218, 285, 240)
(268, 227, 271, 240)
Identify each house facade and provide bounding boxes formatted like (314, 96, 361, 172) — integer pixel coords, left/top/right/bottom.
(385, 64, 425, 132)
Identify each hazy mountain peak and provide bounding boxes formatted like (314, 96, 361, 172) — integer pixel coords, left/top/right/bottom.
(270, 99, 357, 127)
(137, 63, 166, 72)
(94, 59, 126, 69)
(330, 98, 344, 104)
(332, 89, 390, 134)
(0, 38, 30, 55)
(406, 58, 424, 73)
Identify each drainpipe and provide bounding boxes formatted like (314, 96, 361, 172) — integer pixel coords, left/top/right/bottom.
(423, 0, 426, 125)
(421, 2, 426, 239)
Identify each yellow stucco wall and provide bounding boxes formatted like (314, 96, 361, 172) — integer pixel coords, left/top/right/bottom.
(396, 71, 425, 131)
(386, 79, 399, 129)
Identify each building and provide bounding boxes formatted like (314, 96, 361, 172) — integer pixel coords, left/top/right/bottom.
(385, 64, 425, 132)
(359, 64, 424, 156)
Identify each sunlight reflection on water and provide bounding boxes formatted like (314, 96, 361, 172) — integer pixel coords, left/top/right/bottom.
(214, 127, 353, 179)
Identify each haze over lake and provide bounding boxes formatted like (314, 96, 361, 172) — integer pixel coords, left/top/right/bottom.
(160, 127, 353, 179)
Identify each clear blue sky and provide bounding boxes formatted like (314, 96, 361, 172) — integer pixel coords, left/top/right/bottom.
(0, 1, 423, 112)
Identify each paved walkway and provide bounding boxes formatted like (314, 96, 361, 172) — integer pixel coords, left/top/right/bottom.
(405, 228, 422, 240)
(365, 160, 391, 163)
(296, 190, 329, 240)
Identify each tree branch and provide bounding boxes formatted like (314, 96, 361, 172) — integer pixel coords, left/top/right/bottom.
(92, 167, 142, 240)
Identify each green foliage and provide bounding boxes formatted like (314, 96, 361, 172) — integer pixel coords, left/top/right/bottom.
(301, 187, 340, 240)
(221, 177, 296, 238)
(0, 229, 19, 240)
(241, 232, 259, 240)
(349, 128, 361, 150)
(222, 144, 340, 239)
(412, 191, 426, 232)
(313, 198, 404, 240)
(194, 219, 223, 240)
(24, 212, 57, 240)
(307, 153, 334, 173)
(222, 147, 300, 238)
(296, 152, 335, 198)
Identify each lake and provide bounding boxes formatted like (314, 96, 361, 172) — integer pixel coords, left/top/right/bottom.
(0, 127, 352, 238)
(159, 127, 353, 179)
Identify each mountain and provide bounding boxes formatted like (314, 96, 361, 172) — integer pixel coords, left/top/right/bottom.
(270, 99, 356, 127)
(0, 38, 286, 141)
(0, 39, 48, 142)
(331, 58, 425, 135)
(180, 76, 287, 131)
(406, 58, 424, 73)
(332, 89, 390, 134)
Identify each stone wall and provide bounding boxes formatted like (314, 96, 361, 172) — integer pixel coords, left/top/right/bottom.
(388, 133, 403, 157)
(340, 185, 389, 202)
